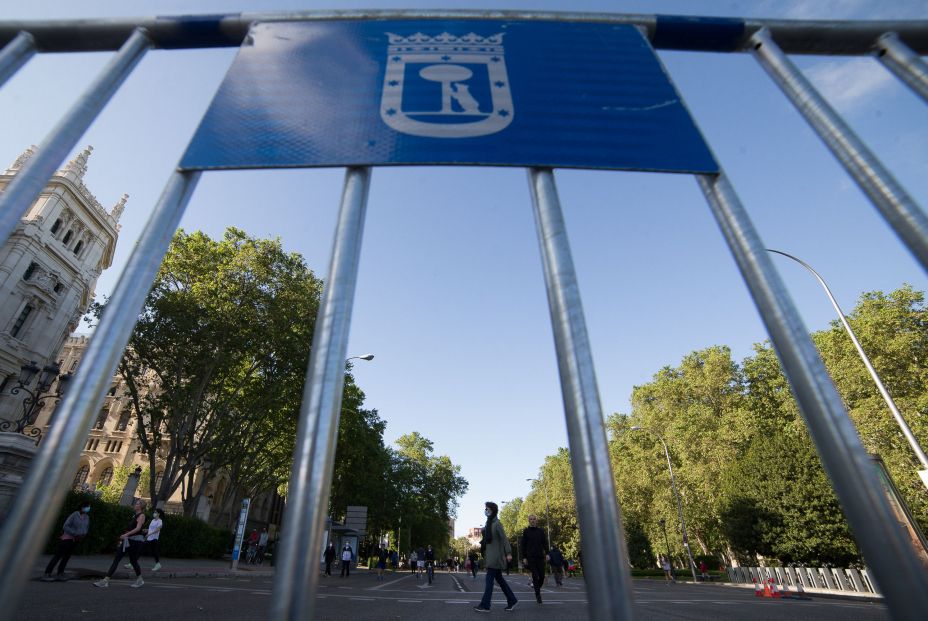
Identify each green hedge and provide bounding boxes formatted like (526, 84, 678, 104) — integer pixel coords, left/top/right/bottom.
(46, 491, 231, 559)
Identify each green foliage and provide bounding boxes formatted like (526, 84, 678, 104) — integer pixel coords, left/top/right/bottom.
(624, 515, 655, 569)
(533, 286, 928, 568)
(95, 465, 132, 504)
(157, 513, 232, 559)
(90, 227, 323, 515)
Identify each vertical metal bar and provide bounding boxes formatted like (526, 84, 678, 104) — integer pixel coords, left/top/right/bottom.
(0, 169, 200, 619)
(526, 168, 634, 620)
(0, 27, 150, 246)
(0, 31, 35, 87)
(697, 172, 928, 621)
(874, 32, 928, 104)
(749, 27, 928, 271)
(270, 167, 371, 621)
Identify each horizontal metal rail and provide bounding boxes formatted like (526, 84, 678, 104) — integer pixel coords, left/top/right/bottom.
(0, 11, 926, 54)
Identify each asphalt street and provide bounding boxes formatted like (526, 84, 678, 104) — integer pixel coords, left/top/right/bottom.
(15, 569, 890, 620)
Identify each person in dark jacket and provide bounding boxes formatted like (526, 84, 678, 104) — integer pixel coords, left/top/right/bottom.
(474, 501, 518, 613)
(43, 500, 91, 581)
(323, 542, 336, 576)
(520, 514, 549, 603)
(548, 545, 564, 586)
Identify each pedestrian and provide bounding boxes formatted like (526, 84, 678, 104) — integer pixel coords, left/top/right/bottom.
(416, 546, 426, 579)
(133, 507, 163, 572)
(468, 549, 479, 580)
(548, 544, 564, 586)
(699, 560, 709, 581)
(257, 528, 269, 564)
(660, 555, 675, 582)
(323, 542, 336, 576)
(520, 514, 549, 604)
(473, 501, 518, 613)
(390, 549, 399, 570)
(376, 543, 388, 581)
(340, 542, 353, 577)
(409, 549, 418, 575)
(94, 499, 147, 588)
(43, 500, 91, 581)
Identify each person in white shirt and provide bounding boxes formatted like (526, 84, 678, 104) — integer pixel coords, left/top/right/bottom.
(144, 508, 163, 571)
(257, 528, 269, 565)
(340, 543, 353, 577)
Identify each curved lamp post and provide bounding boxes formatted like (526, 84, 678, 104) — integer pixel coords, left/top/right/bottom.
(630, 426, 699, 582)
(346, 354, 375, 363)
(526, 477, 552, 548)
(768, 249, 928, 489)
(0, 361, 71, 443)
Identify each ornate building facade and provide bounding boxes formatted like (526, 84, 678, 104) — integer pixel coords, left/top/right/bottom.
(0, 145, 123, 422)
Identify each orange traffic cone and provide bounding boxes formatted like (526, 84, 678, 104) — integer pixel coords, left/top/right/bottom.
(753, 578, 764, 597)
(762, 579, 774, 598)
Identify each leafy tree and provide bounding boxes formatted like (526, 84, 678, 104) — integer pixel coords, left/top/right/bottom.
(91, 228, 323, 515)
(392, 432, 468, 553)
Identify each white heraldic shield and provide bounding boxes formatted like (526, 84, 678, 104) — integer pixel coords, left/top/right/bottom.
(380, 32, 514, 139)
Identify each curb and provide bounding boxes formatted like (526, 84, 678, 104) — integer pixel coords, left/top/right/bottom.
(714, 581, 883, 604)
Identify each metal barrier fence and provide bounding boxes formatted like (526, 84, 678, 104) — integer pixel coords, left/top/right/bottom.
(728, 565, 881, 597)
(0, 10, 926, 620)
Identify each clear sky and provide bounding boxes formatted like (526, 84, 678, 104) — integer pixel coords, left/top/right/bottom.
(3, 1, 926, 538)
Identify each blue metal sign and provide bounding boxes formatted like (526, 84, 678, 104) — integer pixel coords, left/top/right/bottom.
(181, 20, 718, 173)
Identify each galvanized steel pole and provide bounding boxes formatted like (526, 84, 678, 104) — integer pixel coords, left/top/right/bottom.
(0, 169, 200, 619)
(0, 31, 34, 87)
(768, 248, 928, 481)
(0, 27, 150, 246)
(527, 167, 635, 620)
(697, 172, 928, 620)
(270, 167, 371, 621)
(874, 32, 928, 104)
(749, 27, 928, 272)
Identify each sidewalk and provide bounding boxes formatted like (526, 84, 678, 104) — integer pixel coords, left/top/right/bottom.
(33, 554, 275, 581)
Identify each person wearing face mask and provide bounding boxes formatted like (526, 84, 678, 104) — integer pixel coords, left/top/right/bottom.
(474, 501, 518, 613)
(42, 500, 91, 581)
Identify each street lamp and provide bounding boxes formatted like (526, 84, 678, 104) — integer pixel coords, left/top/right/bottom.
(768, 248, 928, 489)
(526, 477, 552, 549)
(346, 354, 375, 363)
(0, 361, 71, 443)
(629, 426, 698, 582)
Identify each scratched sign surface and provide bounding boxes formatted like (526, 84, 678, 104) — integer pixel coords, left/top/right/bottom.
(182, 20, 718, 173)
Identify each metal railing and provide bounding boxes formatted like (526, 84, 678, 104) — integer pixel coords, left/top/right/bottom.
(0, 10, 926, 620)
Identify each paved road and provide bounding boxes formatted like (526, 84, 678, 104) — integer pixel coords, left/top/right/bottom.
(16, 569, 889, 620)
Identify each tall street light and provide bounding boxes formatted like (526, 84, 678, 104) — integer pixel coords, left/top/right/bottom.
(768, 248, 928, 490)
(526, 477, 552, 548)
(630, 426, 699, 583)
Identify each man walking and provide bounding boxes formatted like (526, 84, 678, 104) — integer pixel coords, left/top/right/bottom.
(520, 514, 548, 604)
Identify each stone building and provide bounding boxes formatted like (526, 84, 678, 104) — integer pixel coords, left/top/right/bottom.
(0, 145, 123, 423)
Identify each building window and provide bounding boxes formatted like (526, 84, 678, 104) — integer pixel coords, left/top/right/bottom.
(69, 360, 78, 372)
(94, 407, 108, 430)
(107, 386, 118, 396)
(22, 262, 37, 280)
(10, 305, 33, 338)
(62, 230, 73, 245)
(73, 240, 83, 255)
(53, 283, 63, 293)
(50, 218, 62, 234)
(99, 467, 114, 486)
(116, 409, 131, 431)
(154, 471, 164, 492)
(73, 465, 89, 489)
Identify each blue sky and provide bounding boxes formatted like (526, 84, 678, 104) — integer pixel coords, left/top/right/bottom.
(3, 1, 926, 537)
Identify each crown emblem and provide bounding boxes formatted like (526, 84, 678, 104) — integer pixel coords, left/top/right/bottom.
(386, 32, 504, 55)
